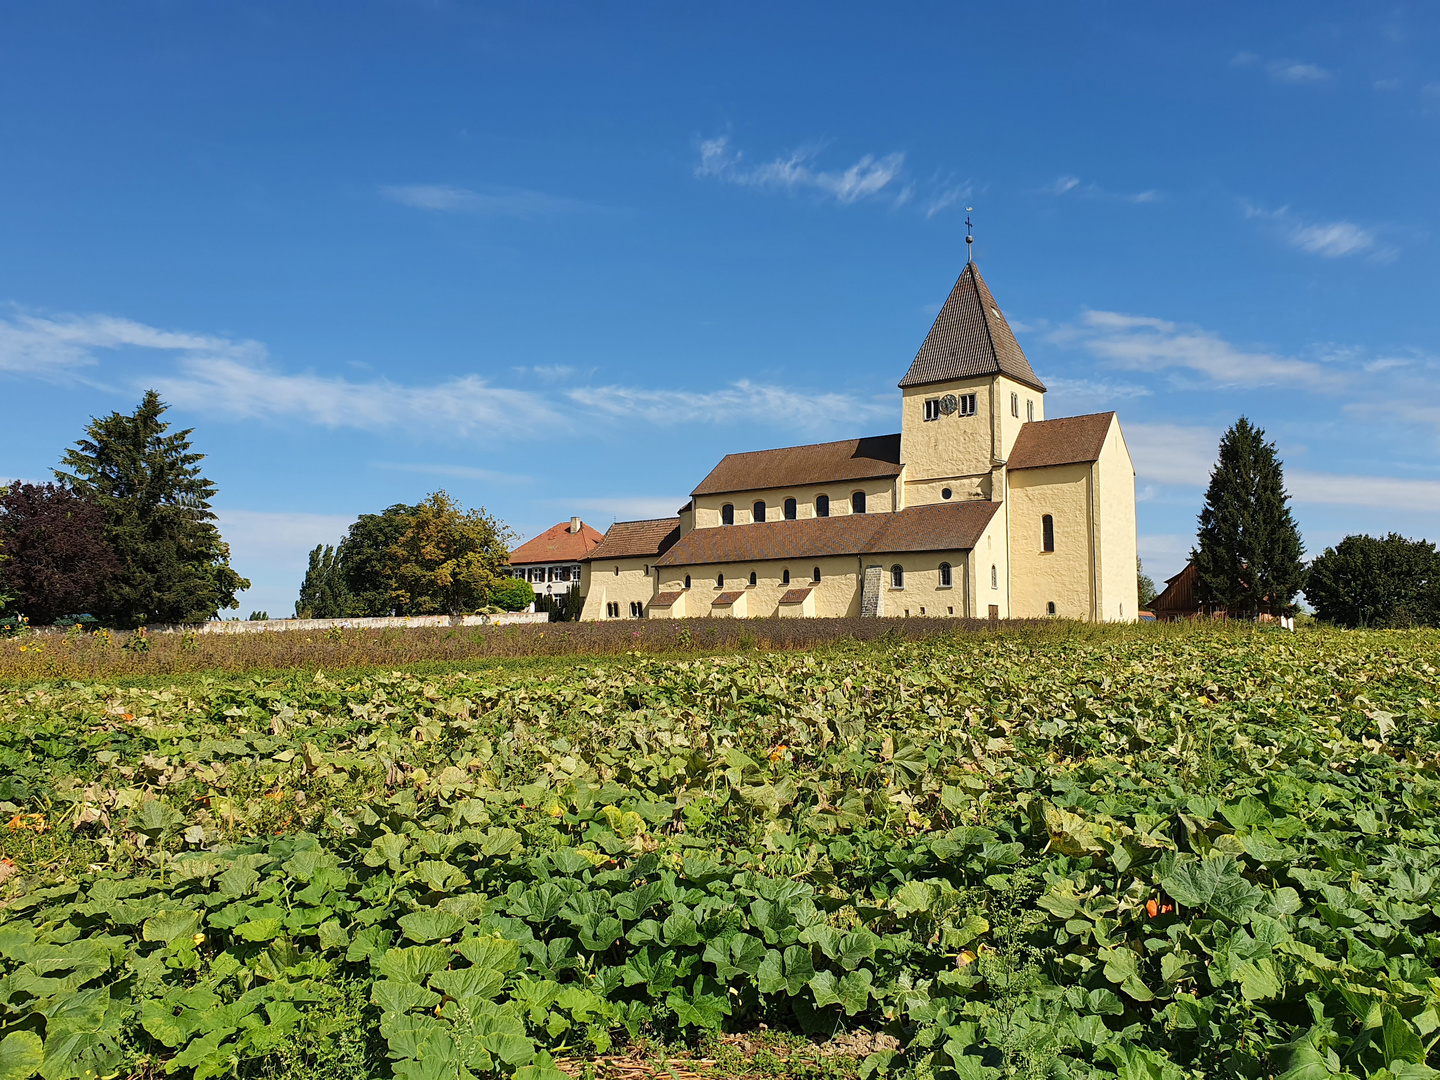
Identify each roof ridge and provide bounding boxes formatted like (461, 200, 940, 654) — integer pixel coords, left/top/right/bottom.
(716, 432, 901, 458)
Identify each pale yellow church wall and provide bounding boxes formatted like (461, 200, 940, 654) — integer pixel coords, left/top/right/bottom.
(977, 504, 1011, 619)
(690, 479, 897, 530)
(1006, 462, 1095, 620)
(1094, 422, 1139, 622)
(874, 551, 973, 618)
(654, 555, 865, 619)
(904, 476, 992, 505)
(898, 376, 996, 485)
(995, 376, 1045, 463)
(578, 558, 657, 621)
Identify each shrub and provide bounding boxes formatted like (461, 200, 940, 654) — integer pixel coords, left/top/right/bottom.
(489, 576, 536, 612)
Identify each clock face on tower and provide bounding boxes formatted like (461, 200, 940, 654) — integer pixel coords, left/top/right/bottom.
(938, 394, 958, 415)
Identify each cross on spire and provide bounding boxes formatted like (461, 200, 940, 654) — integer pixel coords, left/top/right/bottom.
(965, 207, 974, 262)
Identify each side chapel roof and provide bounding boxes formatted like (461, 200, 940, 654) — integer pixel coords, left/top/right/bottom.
(585, 518, 681, 562)
(691, 434, 903, 497)
(1006, 412, 1116, 471)
(655, 500, 999, 568)
(898, 262, 1046, 393)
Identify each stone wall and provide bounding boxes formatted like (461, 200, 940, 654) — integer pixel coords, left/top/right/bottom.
(143, 612, 550, 635)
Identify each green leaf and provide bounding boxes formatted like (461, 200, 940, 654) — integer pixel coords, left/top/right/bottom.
(142, 909, 201, 943)
(429, 967, 506, 1003)
(376, 945, 453, 984)
(703, 933, 767, 981)
(399, 909, 468, 943)
(454, 936, 521, 972)
(0, 1032, 43, 1080)
(233, 918, 285, 942)
(372, 979, 442, 1016)
(1158, 854, 1261, 922)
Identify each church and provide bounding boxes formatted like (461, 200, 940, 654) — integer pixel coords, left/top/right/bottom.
(578, 257, 1138, 622)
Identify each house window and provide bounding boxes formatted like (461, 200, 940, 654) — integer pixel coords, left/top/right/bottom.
(782, 569, 790, 585)
(1027, 399, 1035, 422)
(851, 491, 867, 514)
(753, 500, 766, 522)
(1047, 601, 1057, 616)
(783, 498, 797, 520)
(815, 494, 830, 517)
(1011, 391, 1019, 417)
(1042, 514, 1055, 553)
(939, 562, 952, 587)
(991, 564, 998, 590)
(721, 504, 734, 526)
(958, 394, 978, 417)
(684, 575, 691, 589)
(748, 571, 757, 586)
(941, 487, 952, 500)
(812, 567, 821, 583)
(924, 398, 942, 422)
(717, 573, 724, 587)
(891, 565, 904, 588)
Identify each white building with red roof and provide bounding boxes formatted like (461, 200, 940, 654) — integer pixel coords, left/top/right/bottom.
(506, 517, 605, 610)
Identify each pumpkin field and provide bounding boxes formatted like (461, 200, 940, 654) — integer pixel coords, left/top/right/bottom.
(1, 624, 1438, 1080)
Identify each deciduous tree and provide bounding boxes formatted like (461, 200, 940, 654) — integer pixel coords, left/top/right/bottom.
(1192, 417, 1305, 618)
(387, 492, 515, 616)
(336, 504, 418, 616)
(0, 482, 119, 625)
(55, 391, 249, 626)
(1305, 533, 1439, 628)
(295, 543, 352, 618)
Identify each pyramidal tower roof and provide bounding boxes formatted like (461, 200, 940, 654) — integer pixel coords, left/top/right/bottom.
(898, 262, 1046, 392)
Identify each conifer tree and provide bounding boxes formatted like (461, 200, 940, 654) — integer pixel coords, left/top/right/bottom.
(1191, 417, 1305, 618)
(55, 391, 249, 627)
(295, 543, 352, 618)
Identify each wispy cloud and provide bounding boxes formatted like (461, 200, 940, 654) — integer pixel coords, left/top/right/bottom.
(1044, 175, 1162, 204)
(1242, 201, 1392, 260)
(1269, 60, 1330, 84)
(1043, 377, 1153, 409)
(1287, 470, 1440, 511)
(213, 509, 358, 566)
(372, 462, 530, 483)
(1048, 175, 1081, 195)
(572, 379, 891, 431)
(696, 135, 905, 205)
(0, 309, 258, 382)
(570, 496, 690, 522)
(1050, 310, 1341, 390)
(380, 184, 590, 217)
(1125, 422, 1219, 487)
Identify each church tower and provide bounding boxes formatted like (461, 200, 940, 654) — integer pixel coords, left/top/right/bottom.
(897, 262, 1046, 505)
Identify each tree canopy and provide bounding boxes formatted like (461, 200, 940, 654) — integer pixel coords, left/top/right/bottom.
(1305, 533, 1439, 628)
(55, 391, 249, 626)
(387, 492, 515, 616)
(1192, 417, 1305, 618)
(0, 481, 120, 626)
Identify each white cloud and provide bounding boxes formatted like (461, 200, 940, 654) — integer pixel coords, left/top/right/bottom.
(1052, 311, 1340, 390)
(1290, 221, 1377, 257)
(570, 496, 690, 522)
(1287, 470, 1440, 511)
(1044, 377, 1153, 409)
(214, 509, 356, 568)
(696, 135, 905, 205)
(1127, 190, 1161, 204)
(1124, 422, 1219, 487)
(1269, 60, 1331, 84)
(1045, 175, 1161, 204)
(1048, 175, 1081, 195)
(1374, 78, 1402, 91)
(571, 379, 891, 430)
(924, 182, 972, 218)
(0, 309, 260, 381)
(380, 184, 588, 217)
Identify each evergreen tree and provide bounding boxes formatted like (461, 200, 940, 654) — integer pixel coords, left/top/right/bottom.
(1305, 533, 1439, 628)
(55, 391, 249, 627)
(295, 543, 352, 618)
(1191, 417, 1306, 618)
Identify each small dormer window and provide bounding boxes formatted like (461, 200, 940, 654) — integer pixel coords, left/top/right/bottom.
(958, 394, 977, 417)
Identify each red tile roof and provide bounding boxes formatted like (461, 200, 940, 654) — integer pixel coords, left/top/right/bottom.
(898, 262, 1046, 392)
(655, 501, 999, 568)
(692, 434, 902, 497)
(1006, 413, 1116, 471)
(778, 588, 813, 604)
(652, 591, 683, 607)
(508, 520, 605, 565)
(586, 518, 681, 562)
(712, 591, 745, 606)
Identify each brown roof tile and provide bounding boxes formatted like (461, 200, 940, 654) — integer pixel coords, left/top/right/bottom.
(712, 591, 745, 606)
(655, 501, 999, 568)
(586, 518, 681, 561)
(508, 520, 605, 565)
(1006, 412, 1115, 471)
(692, 434, 902, 497)
(898, 262, 1046, 392)
(778, 587, 813, 604)
(652, 591, 683, 607)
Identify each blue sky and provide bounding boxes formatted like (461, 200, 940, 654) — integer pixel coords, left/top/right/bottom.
(2, 2, 1438, 617)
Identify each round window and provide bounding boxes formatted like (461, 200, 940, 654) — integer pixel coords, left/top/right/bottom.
(941, 487, 953, 500)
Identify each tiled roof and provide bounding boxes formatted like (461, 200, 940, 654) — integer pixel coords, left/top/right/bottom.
(778, 588, 813, 604)
(1006, 412, 1115, 471)
(655, 501, 999, 568)
(586, 518, 681, 562)
(652, 591, 683, 607)
(898, 262, 1046, 392)
(712, 591, 745, 606)
(508, 520, 605, 565)
(692, 434, 902, 497)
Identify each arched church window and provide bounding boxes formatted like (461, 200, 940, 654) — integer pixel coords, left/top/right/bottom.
(753, 501, 766, 522)
(815, 494, 829, 517)
(782, 569, 790, 585)
(1042, 514, 1055, 553)
(783, 498, 797, 520)
(721, 504, 734, 526)
(852, 491, 867, 514)
(939, 562, 952, 587)
(891, 565, 904, 588)
(748, 571, 757, 586)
